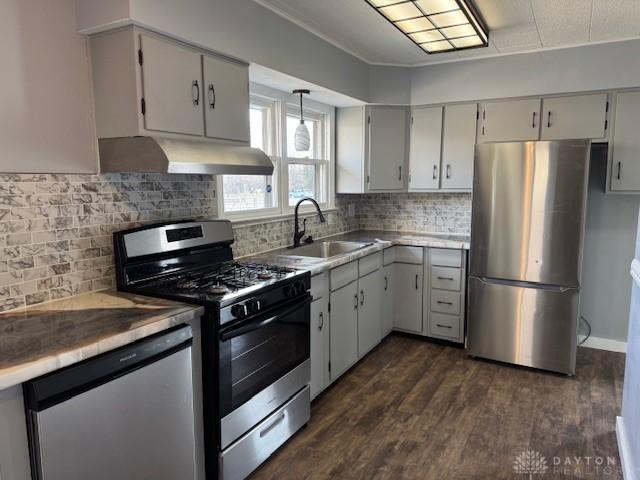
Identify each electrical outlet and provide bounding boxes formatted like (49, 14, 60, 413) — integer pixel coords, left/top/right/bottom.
(348, 203, 355, 217)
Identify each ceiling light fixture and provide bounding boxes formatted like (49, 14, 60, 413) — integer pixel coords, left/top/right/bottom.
(293, 89, 311, 151)
(365, 0, 489, 54)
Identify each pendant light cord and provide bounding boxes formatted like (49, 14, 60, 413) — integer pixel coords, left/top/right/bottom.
(299, 92, 304, 124)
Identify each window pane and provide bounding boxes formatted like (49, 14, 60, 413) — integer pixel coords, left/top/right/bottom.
(287, 115, 316, 159)
(223, 174, 275, 212)
(288, 164, 316, 206)
(250, 108, 264, 150)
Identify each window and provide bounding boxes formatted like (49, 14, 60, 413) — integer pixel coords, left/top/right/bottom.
(219, 92, 333, 220)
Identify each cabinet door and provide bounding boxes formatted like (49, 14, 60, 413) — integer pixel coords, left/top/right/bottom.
(139, 34, 204, 136)
(409, 107, 442, 190)
(357, 270, 383, 357)
(368, 107, 407, 191)
(329, 282, 359, 380)
(480, 99, 541, 142)
(382, 264, 394, 336)
(610, 91, 640, 192)
(541, 94, 607, 140)
(203, 55, 250, 143)
(310, 297, 329, 400)
(441, 103, 477, 190)
(393, 263, 423, 333)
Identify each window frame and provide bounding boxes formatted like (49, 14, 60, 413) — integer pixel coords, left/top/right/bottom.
(217, 87, 335, 222)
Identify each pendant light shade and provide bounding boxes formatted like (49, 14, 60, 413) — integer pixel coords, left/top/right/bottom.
(293, 89, 311, 152)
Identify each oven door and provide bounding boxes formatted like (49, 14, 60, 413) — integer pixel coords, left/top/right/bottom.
(218, 293, 311, 433)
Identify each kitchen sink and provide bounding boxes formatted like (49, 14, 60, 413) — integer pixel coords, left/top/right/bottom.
(285, 241, 371, 258)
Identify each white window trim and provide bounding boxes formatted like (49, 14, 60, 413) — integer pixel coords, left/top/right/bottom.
(217, 84, 335, 222)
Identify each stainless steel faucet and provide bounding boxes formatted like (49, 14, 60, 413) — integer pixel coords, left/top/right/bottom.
(290, 197, 326, 248)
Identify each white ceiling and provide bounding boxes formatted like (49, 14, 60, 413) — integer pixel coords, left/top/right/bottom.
(254, 0, 640, 66)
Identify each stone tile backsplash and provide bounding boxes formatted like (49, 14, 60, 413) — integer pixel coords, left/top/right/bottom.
(0, 174, 469, 312)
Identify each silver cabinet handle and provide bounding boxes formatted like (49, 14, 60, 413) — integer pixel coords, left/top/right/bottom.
(432, 165, 437, 180)
(360, 290, 364, 306)
(398, 165, 402, 181)
(192, 80, 200, 106)
(208, 83, 216, 109)
(259, 412, 285, 437)
(437, 276, 454, 281)
(532, 111, 537, 128)
(384, 276, 388, 291)
(354, 294, 358, 309)
(436, 324, 453, 329)
(437, 301, 453, 306)
(446, 164, 451, 179)
(547, 111, 552, 128)
(618, 161, 622, 180)
(415, 274, 419, 290)
(318, 311, 324, 330)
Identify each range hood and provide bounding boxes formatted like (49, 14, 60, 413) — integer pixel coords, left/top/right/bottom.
(98, 137, 274, 176)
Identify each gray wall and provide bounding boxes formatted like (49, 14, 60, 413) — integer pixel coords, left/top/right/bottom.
(76, 0, 372, 102)
(411, 39, 640, 105)
(581, 145, 640, 342)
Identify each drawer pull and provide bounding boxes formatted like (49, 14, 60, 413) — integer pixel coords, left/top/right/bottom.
(437, 276, 454, 281)
(354, 294, 358, 310)
(415, 274, 419, 290)
(436, 324, 452, 329)
(318, 311, 324, 330)
(384, 276, 388, 291)
(437, 301, 453, 306)
(259, 412, 285, 437)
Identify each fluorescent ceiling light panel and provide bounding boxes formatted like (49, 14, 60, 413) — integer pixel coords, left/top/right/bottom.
(365, 0, 489, 54)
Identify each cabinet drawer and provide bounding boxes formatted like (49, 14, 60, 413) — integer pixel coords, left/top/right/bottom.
(383, 247, 395, 266)
(330, 261, 358, 291)
(430, 289, 461, 315)
(431, 266, 461, 291)
(430, 248, 462, 268)
(430, 313, 461, 341)
(310, 272, 328, 301)
(394, 246, 423, 264)
(359, 252, 382, 277)
(220, 386, 310, 480)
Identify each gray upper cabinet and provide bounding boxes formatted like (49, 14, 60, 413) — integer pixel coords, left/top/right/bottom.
(610, 91, 640, 192)
(409, 107, 443, 191)
(480, 98, 542, 142)
(540, 94, 608, 141)
(336, 106, 408, 193)
(140, 35, 204, 136)
(203, 55, 250, 143)
(90, 27, 249, 143)
(441, 103, 477, 190)
(368, 107, 408, 191)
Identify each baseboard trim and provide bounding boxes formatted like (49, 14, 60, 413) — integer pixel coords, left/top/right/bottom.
(579, 335, 627, 353)
(617, 416, 637, 480)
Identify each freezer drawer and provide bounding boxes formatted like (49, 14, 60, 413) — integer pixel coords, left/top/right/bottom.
(467, 276, 579, 374)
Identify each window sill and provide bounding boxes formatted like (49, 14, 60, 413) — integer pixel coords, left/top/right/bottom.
(223, 207, 337, 227)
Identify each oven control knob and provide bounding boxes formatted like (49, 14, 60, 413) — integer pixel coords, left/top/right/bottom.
(284, 285, 295, 297)
(247, 299, 262, 314)
(295, 280, 306, 295)
(231, 303, 248, 319)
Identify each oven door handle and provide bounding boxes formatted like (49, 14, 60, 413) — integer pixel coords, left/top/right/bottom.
(220, 294, 312, 341)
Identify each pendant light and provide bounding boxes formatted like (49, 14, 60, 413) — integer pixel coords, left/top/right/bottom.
(293, 89, 311, 152)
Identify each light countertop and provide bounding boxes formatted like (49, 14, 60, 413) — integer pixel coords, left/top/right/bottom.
(241, 229, 470, 276)
(0, 290, 203, 390)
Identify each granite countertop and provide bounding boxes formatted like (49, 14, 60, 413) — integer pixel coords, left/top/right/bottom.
(0, 290, 203, 390)
(242, 230, 470, 276)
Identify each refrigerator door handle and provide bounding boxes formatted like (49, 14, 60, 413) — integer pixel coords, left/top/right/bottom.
(473, 276, 577, 293)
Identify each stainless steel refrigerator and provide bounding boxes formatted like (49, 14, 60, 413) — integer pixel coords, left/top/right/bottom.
(467, 140, 591, 375)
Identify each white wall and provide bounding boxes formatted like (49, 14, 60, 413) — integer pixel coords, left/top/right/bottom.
(581, 145, 640, 342)
(411, 39, 640, 105)
(0, 0, 97, 172)
(76, 0, 371, 103)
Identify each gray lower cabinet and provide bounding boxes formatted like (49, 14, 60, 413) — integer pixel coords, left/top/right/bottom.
(357, 269, 383, 358)
(310, 296, 329, 400)
(329, 280, 359, 381)
(393, 263, 423, 334)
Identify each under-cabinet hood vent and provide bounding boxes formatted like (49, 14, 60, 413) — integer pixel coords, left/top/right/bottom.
(98, 137, 274, 176)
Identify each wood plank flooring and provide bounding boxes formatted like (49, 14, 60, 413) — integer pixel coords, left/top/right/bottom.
(250, 334, 626, 480)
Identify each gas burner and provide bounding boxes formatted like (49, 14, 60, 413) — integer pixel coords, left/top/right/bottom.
(256, 269, 273, 280)
(209, 283, 230, 295)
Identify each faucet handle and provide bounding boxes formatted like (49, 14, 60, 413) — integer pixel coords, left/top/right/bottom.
(304, 235, 314, 244)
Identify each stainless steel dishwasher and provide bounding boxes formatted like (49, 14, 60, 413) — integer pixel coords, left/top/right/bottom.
(24, 325, 196, 480)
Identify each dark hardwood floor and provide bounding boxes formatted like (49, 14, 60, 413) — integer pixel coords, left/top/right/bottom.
(251, 334, 626, 480)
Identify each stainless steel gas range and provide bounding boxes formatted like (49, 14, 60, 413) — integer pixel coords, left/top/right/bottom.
(113, 220, 311, 480)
